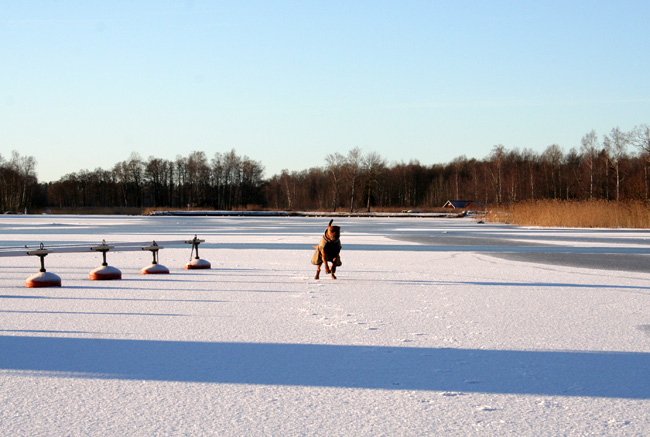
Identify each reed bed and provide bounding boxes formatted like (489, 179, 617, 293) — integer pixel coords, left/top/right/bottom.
(488, 200, 650, 228)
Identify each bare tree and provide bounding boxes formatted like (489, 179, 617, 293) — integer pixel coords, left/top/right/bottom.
(0, 151, 38, 211)
(145, 157, 173, 207)
(211, 153, 224, 209)
(126, 152, 144, 207)
(325, 152, 346, 211)
(542, 144, 563, 199)
(280, 170, 294, 210)
(186, 151, 210, 206)
(363, 151, 386, 212)
(604, 127, 630, 202)
(580, 130, 598, 200)
(451, 156, 467, 200)
(11, 151, 37, 211)
(522, 148, 538, 200)
(632, 124, 650, 153)
(631, 124, 650, 199)
(240, 156, 264, 207)
(564, 147, 582, 200)
(222, 150, 241, 209)
(345, 147, 364, 213)
(488, 145, 505, 204)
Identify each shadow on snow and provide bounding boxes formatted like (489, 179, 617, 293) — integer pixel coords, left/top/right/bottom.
(1, 336, 647, 399)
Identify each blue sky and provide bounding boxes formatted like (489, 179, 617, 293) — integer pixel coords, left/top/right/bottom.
(2, 1, 649, 182)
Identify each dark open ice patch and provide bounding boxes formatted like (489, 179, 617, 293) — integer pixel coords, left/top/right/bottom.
(390, 234, 650, 273)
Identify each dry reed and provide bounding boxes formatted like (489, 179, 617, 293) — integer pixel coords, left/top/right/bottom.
(488, 200, 650, 228)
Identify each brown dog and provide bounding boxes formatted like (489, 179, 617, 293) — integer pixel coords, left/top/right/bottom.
(311, 219, 342, 279)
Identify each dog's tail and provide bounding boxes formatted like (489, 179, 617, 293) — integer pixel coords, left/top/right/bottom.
(328, 219, 333, 227)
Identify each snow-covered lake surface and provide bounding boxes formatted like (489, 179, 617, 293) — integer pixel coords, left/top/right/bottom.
(1, 215, 649, 435)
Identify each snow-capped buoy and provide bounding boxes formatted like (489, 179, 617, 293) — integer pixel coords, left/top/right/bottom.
(89, 265, 122, 280)
(89, 241, 122, 280)
(184, 235, 211, 270)
(25, 244, 61, 288)
(140, 263, 170, 274)
(26, 271, 62, 288)
(140, 241, 169, 274)
(185, 258, 211, 269)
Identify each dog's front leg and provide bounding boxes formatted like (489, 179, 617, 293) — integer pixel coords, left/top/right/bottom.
(321, 249, 331, 274)
(314, 264, 321, 280)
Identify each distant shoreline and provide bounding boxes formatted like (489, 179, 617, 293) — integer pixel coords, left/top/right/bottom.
(146, 210, 469, 218)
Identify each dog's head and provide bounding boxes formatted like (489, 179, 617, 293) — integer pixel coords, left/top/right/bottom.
(326, 219, 340, 240)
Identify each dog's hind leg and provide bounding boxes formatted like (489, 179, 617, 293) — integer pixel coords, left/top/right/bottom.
(314, 265, 321, 280)
(330, 264, 337, 279)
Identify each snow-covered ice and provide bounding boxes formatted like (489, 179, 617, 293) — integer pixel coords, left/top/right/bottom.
(1, 215, 649, 435)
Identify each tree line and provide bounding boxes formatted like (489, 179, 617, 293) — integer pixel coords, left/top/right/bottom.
(0, 151, 38, 213)
(45, 150, 265, 210)
(3, 124, 650, 213)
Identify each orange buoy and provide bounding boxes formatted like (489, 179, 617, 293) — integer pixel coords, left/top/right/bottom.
(184, 258, 211, 270)
(89, 265, 122, 280)
(26, 271, 62, 288)
(25, 245, 61, 288)
(90, 241, 121, 280)
(140, 241, 169, 274)
(184, 235, 211, 270)
(140, 263, 170, 274)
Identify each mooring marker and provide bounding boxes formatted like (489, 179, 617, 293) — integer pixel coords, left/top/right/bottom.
(25, 243, 62, 288)
(141, 241, 170, 274)
(184, 235, 211, 269)
(89, 240, 122, 280)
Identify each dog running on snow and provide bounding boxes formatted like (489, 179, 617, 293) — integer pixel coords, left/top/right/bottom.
(311, 219, 342, 279)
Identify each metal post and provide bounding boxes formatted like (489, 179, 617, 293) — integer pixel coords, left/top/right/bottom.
(91, 240, 115, 267)
(185, 235, 205, 261)
(27, 243, 51, 273)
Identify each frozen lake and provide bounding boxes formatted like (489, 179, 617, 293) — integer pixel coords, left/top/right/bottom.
(1, 215, 649, 435)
